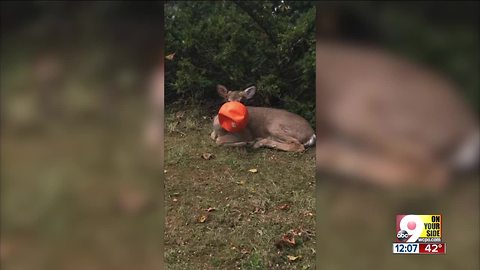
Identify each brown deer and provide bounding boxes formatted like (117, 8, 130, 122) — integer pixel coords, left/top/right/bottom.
(315, 41, 479, 189)
(210, 85, 316, 152)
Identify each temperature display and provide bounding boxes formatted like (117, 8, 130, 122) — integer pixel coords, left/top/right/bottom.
(393, 243, 446, 254)
(419, 243, 446, 254)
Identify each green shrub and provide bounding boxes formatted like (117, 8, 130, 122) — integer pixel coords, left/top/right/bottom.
(165, 1, 316, 123)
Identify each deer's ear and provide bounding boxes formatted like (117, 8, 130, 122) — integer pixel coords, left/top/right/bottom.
(242, 86, 256, 99)
(217, 85, 228, 98)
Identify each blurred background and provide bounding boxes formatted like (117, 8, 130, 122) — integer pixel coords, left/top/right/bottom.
(315, 2, 479, 270)
(1, 2, 164, 270)
(316, 1, 478, 109)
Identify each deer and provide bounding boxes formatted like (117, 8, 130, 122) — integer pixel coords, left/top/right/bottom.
(315, 41, 479, 189)
(210, 85, 316, 152)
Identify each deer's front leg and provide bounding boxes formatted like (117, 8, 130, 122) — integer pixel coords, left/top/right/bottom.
(210, 130, 217, 141)
(215, 133, 249, 147)
(211, 115, 222, 141)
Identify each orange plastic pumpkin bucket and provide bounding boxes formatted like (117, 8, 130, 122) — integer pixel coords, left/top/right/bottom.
(218, 101, 249, 133)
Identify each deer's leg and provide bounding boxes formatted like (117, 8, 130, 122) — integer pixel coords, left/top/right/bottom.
(272, 133, 307, 152)
(316, 139, 448, 189)
(216, 134, 243, 146)
(253, 138, 305, 152)
(218, 140, 249, 147)
(211, 115, 221, 141)
(210, 130, 217, 141)
(215, 128, 254, 147)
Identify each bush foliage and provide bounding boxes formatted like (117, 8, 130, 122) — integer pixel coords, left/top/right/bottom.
(165, 1, 316, 123)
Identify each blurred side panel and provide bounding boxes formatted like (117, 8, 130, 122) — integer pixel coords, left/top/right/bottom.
(1, 2, 164, 269)
(316, 2, 479, 270)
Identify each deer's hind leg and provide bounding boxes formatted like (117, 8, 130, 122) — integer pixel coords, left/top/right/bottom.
(316, 139, 448, 189)
(253, 138, 305, 152)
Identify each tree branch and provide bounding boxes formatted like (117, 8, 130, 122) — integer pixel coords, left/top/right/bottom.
(233, 1, 278, 45)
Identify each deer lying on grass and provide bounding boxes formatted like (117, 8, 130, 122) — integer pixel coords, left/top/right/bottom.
(315, 41, 479, 188)
(210, 85, 316, 152)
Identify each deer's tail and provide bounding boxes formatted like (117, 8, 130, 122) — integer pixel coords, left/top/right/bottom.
(304, 134, 316, 148)
(451, 128, 480, 172)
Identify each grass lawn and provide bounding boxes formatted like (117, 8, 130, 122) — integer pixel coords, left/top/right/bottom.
(164, 107, 316, 270)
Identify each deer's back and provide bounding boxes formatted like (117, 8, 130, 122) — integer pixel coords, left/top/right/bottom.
(316, 41, 478, 156)
(246, 106, 314, 143)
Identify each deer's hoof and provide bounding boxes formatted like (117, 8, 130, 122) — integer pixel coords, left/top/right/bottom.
(210, 131, 217, 140)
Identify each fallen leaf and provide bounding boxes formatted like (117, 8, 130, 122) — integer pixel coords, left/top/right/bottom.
(278, 204, 290, 210)
(201, 153, 215, 160)
(248, 168, 258, 173)
(165, 52, 176, 60)
(282, 234, 296, 245)
(172, 198, 178, 202)
(205, 207, 216, 212)
(198, 215, 208, 223)
(287, 255, 301, 261)
(236, 180, 245, 185)
(304, 211, 313, 217)
(240, 248, 250, 254)
(275, 232, 297, 249)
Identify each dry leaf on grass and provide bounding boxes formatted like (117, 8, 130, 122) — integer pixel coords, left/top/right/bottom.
(275, 228, 314, 249)
(282, 234, 296, 245)
(204, 207, 216, 212)
(240, 248, 250, 255)
(278, 204, 290, 210)
(248, 168, 258, 173)
(275, 233, 296, 249)
(201, 153, 215, 160)
(236, 180, 245, 185)
(304, 211, 314, 217)
(198, 215, 208, 223)
(287, 255, 301, 261)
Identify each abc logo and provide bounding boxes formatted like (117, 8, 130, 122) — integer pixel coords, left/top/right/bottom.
(396, 230, 410, 241)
